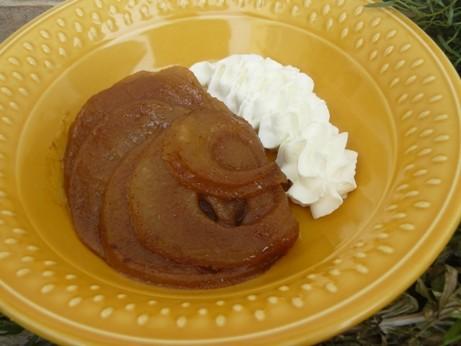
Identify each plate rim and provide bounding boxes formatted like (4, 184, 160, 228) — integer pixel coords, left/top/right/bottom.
(0, 0, 460, 345)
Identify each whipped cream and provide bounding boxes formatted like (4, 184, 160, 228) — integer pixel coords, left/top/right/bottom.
(190, 54, 358, 218)
(276, 123, 358, 218)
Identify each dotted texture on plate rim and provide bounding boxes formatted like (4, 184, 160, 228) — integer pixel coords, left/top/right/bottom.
(0, 0, 459, 343)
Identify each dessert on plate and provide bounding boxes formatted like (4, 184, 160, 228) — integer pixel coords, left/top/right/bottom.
(64, 66, 299, 288)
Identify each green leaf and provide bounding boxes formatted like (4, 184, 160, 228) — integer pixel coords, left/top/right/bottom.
(416, 278, 435, 302)
(439, 266, 459, 308)
(443, 318, 461, 345)
(380, 294, 419, 319)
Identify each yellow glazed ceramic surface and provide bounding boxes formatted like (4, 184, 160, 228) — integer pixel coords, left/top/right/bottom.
(0, 0, 460, 344)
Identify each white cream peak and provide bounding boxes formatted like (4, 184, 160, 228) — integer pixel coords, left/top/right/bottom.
(191, 54, 358, 218)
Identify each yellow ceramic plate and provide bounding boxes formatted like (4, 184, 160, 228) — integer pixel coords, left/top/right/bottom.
(0, 0, 460, 344)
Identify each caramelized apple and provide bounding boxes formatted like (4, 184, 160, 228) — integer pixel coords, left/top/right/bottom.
(65, 67, 299, 288)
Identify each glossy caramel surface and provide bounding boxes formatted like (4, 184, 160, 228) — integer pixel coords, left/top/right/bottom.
(0, 0, 460, 344)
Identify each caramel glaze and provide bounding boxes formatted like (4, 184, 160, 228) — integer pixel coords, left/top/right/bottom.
(65, 67, 298, 288)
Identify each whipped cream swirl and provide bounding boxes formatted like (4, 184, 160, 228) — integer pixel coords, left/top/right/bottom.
(191, 54, 358, 218)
